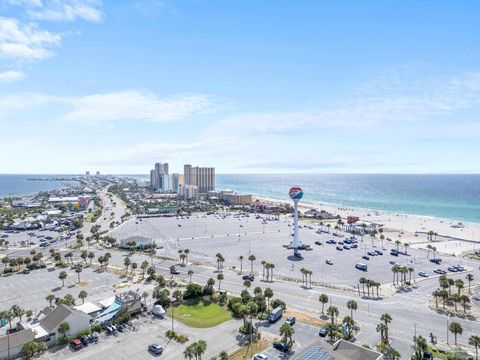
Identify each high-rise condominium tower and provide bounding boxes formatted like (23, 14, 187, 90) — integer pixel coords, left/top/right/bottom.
(183, 164, 215, 194)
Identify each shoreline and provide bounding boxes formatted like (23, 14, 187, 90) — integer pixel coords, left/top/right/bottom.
(252, 195, 480, 248)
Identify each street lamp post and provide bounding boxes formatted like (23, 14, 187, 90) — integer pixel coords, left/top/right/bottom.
(446, 314, 450, 344)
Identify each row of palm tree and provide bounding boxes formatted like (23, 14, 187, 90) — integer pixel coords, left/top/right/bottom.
(178, 248, 190, 264)
(391, 265, 415, 286)
(238, 254, 257, 275)
(0, 305, 33, 329)
(300, 267, 313, 288)
(183, 339, 207, 359)
(358, 277, 381, 298)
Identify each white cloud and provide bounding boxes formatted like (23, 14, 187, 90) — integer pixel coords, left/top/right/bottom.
(5, 0, 103, 23)
(0, 70, 25, 83)
(62, 91, 214, 125)
(0, 90, 215, 125)
(0, 17, 61, 61)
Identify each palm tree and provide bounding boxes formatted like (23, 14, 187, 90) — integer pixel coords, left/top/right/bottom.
(381, 313, 392, 342)
(455, 279, 464, 295)
(78, 290, 88, 304)
(347, 300, 358, 319)
(183, 344, 194, 359)
(124, 257, 131, 274)
(264, 288, 273, 310)
(243, 279, 251, 290)
(194, 340, 207, 360)
(184, 249, 190, 263)
(217, 273, 224, 291)
(188, 270, 194, 283)
(248, 254, 256, 274)
(239, 255, 244, 274)
(469, 335, 480, 360)
(359, 277, 367, 295)
(466, 274, 474, 294)
(261, 260, 266, 279)
(319, 294, 329, 314)
(58, 321, 70, 339)
(449, 321, 463, 346)
(131, 262, 138, 275)
(75, 266, 82, 282)
(327, 305, 339, 325)
(88, 251, 95, 265)
(460, 294, 470, 313)
(59, 271, 67, 287)
(46, 294, 55, 307)
(218, 351, 228, 360)
(376, 323, 388, 343)
(280, 322, 295, 346)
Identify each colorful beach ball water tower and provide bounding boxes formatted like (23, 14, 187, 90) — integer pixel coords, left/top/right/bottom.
(289, 185, 303, 257)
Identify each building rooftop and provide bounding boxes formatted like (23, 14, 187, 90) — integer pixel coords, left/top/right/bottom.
(0, 328, 34, 352)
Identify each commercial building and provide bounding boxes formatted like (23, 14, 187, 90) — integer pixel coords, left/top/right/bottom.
(179, 184, 199, 200)
(31, 304, 92, 345)
(184, 164, 215, 194)
(94, 291, 142, 325)
(0, 328, 34, 359)
(292, 339, 384, 360)
(208, 190, 252, 205)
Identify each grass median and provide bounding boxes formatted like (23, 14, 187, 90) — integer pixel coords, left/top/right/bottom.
(172, 298, 232, 328)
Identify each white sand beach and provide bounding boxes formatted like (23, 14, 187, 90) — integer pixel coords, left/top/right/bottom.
(253, 196, 480, 256)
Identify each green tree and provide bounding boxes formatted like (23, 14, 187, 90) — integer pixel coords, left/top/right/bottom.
(264, 288, 273, 310)
(75, 266, 82, 282)
(188, 269, 194, 283)
(248, 254, 256, 274)
(449, 321, 463, 346)
(58, 321, 70, 339)
(59, 271, 67, 287)
(319, 294, 329, 314)
(217, 273, 224, 291)
(327, 305, 339, 325)
(466, 274, 474, 294)
(347, 300, 358, 319)
(280, 322, 295, 346)
(469, 335, 480, 360)
(46, 294, 55, 307)
(78, 290, 88, 304)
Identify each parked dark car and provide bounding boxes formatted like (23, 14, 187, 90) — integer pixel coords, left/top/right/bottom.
(273, 341, 289, 352)
(242, 274, 255, 281)
(318, 327, 327, 337)
(285, 316, 296, 326)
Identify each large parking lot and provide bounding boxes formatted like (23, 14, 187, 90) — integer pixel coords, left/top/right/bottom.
(0, 263, 123, 311)
(113, 213, 468, 288)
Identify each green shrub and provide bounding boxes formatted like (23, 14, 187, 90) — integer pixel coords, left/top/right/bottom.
(77, 329, 91, 337)
(211, 294, 219, 303)
(90, 324, 103, 333)
(3, 267, 13, 274)
(176, 335, 189, 343)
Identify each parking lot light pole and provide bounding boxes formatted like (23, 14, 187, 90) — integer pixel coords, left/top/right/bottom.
(446, 314, 450, 344)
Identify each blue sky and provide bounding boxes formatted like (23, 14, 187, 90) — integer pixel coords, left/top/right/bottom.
(0, 0, 479, 174)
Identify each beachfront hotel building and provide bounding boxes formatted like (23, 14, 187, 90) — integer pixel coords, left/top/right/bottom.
(149, 162, 173, 192)
(183, 164, 215, 194)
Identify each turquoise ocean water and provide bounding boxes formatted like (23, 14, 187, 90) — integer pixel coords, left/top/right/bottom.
(2, 174, 480, 224)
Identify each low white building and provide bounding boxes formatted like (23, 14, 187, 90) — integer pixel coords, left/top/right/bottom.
(0, 328, 34, 360)
(35, 304, 91, 344)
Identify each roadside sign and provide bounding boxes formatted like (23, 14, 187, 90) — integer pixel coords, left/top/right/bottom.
(0, 319, 7, 327)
